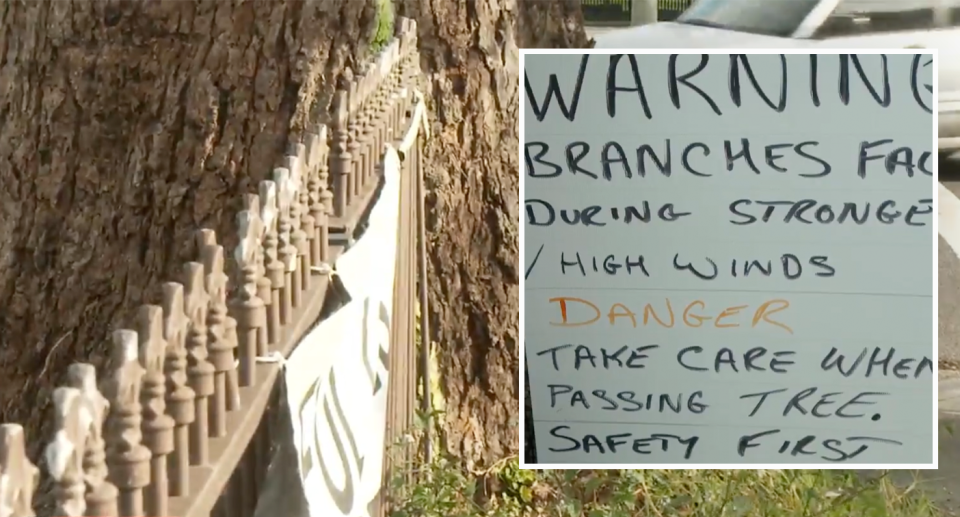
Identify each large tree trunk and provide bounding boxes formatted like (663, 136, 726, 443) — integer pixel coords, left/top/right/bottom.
(395, 0, 588, 468)
(0, 0, 378, 460)
(0, 0, 586, 486)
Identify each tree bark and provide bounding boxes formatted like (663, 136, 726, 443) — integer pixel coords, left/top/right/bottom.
(0, 0, 587, 486)
(396, 0, 588, 468)
(0, 0, 378, 461)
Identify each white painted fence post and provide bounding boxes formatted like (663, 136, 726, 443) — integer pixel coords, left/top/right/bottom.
(630, 0, 657, 26)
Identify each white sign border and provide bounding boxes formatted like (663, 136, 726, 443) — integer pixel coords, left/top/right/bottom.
(518, 48, 940, 470)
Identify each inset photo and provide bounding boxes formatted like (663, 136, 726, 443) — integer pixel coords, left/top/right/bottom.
(520, 50, 937, 469)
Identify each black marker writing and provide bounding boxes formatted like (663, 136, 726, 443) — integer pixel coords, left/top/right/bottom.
(548, 425, 699, 459)
(536, 343, 660, 371)
(525, 54, 929, 124)
(729, 198, 933, 227)
(677, 346, 796, 374)
(525, 199, 691, 227)
(524, 139, 831, 180)
(559, 252, 650, 277)
(739, 387, 888, 419)
(737, 429, 903, 462)
(858, 140, 933, 178)
(525, 54, 589, 122)
(840, 54, 891, 107)
(547, 385, 708, 414)
(821, 347, 933, 379)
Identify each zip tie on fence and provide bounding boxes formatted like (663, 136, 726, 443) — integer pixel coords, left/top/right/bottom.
(398, 93, 429, 157)
(413, 88, 430, 140)
(233, 351, 286, 369)
(257, 351, 286, 366)
(310, 263, 333, 276)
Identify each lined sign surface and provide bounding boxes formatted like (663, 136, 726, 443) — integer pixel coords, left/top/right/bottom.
(522, 53, 934, 465)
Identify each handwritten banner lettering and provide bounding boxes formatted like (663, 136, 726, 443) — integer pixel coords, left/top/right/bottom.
(522, 53, 934, 465)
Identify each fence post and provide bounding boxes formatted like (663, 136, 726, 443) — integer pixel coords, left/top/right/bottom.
(375, 58, 390, 181)
(260, 180, 283, 348)
(243, 192, 271, 356)
(0, 424, 38, 517)
(161, 283, 195, 496)
(333, 90, 352, 218)
(293, 142, 315, 291)
(198, 230, 241, 413)
(199, 238, 240, 433)
(273, 167, 296, 323)
(104, 329, 151, 517)
(285, 145, 311, 297)
(307, 126, 331, 268)
(630, 0, 658, 25)
(47, 387, 87, 517)
(137, 306, 175, 517)
(66, 363, 118, 516)
(183, 263, 214, 467)
(233, 208, 265, 387)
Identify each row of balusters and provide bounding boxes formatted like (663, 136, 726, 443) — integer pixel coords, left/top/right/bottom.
(0, 18, 423, 517)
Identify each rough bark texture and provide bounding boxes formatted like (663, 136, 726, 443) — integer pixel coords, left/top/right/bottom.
(0, 0, 586, 494)
(0, 0, 378, 467)
(395, 0, 587, 468)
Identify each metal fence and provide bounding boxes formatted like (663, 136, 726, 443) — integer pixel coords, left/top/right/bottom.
(580, 0, 694, 24)
(0, 17, 425, 517)
(658, 0, 693, 21)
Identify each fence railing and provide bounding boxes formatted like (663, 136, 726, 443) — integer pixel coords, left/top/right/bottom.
(0, 17, 425, 517)
(580, 0, 693, 25)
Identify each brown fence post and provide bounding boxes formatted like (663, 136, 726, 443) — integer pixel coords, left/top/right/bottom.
(183, 263, 214, 467)
(200, 239, 239, 436)
(319, 125, 334, 222)
(137, 306, 175, 517)
(242, 193, 271, 356)
(274, 167, 296, 323)
(389, 42, 402, 144)
(66, 363, 118, 516)
(375, 60, 389, 180)
(104, 329, 151, 517)
(0, 424, 38, 517)
(333, 90, 352, 218)
(287, 143, 312, 294)
(396, 33, 409, 134)
(47, 387, 87, 517)
(307, 126, 331, 268)
(199, 230, 242, 414)
(280, 158, 303, 309)
(368, 68, 381, 188)
(352, 75, 367, 201)
(260, 180, 284, 348)
(305, 130, 322, 266)
(161, 283, 195, 497)
(233, 208, 265, 387)
(317, 126, 332, 265)
(361, 67, 374, 192)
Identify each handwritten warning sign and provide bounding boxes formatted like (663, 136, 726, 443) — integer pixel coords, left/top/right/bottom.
(522, 53, 934, 465)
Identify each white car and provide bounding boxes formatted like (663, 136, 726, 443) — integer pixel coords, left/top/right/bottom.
(593, 0, 959, 154)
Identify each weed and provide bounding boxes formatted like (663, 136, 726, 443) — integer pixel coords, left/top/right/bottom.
(370, 0, 394, 53)
(389, 456, 939, 517)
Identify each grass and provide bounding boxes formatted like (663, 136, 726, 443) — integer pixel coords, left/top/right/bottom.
(401, 300, 940, 517)
(389, 453, 940, 517)
(370, 0, 394, 53)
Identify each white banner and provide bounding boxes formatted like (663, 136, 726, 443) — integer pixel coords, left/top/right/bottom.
(279, 91, 427, 517)
(283, 150, 400, 517)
